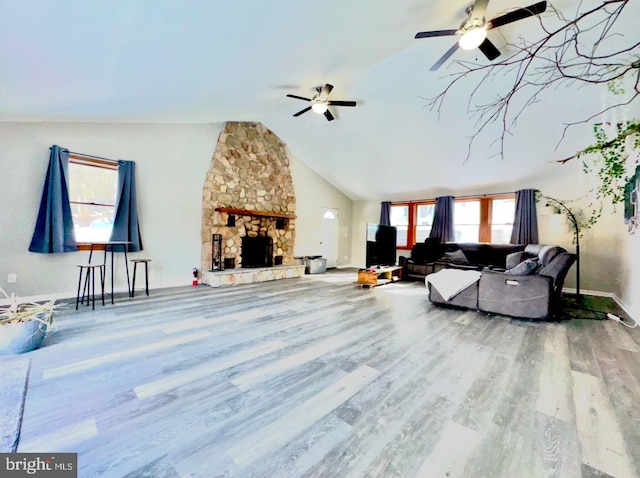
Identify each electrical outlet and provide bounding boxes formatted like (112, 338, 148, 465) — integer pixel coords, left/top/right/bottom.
(7, 273, 17, 283)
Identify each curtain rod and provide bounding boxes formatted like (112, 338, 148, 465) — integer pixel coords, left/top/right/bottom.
(453, 191, 515, 200)
(391, 191, 515, 204)
(51, 147, 119, 164)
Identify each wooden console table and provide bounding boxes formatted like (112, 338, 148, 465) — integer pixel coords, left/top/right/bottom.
(357, 266, 402, 288)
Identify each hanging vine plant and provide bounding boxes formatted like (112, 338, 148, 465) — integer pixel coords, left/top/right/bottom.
(586, 122, 639, 201)
(564, 120, 640, 202)
(553, 119, 640, 231)
(536, 119, 639, 241)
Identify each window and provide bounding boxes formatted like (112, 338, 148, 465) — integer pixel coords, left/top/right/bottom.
(390, 201, 435, 249)
(391, 194, 515, 248)
(68, 155, 118, 242)
(490, 198, 516, 244)
(389, 204, 409, 247)
(415, 203, 435, 242)
(454, 200, 480, 242)
(453, 197, 515, 243)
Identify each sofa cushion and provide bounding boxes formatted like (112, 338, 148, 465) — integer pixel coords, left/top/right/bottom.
(410, 244, 429, 264)
(482, 244, 525, 269)
(444, 249, 470, 264)
(428, 276, 479, 309)
(409, 239, 444, 264)
(405, 263, 433, 277)
(506, 251, 526, 270)
(478, 271, 553, 320)
(426, 269, 481, 301)
(505, 258, 539, 275)
(537, 252, 576, 292)
(524, 244, 547, 257)
(449, 243, 525, 269)
(448, 243, 485, 265)
(538, 246, 566, 266)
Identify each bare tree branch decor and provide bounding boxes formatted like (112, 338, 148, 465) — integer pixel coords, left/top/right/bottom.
(427, 0, 639, 160)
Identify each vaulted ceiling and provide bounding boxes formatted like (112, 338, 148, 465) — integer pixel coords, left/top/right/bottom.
(1, 1, 635, 200)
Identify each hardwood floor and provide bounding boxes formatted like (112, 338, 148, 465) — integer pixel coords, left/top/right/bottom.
(15, 270, 640, 477)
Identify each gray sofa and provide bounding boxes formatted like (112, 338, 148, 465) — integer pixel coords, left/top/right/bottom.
(428, 244, 576, 320)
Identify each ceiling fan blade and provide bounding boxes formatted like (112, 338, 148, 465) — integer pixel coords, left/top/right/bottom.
(430, 43, 459, 71)
(415, 29, 458, 39)
(470, 0, 490, 21)
(478, 37, 501, 61)
(286, 94, 312, 102)
(293, 106, 312, 117)
(320, 83, 334, 97)
(324, 110, 335, 122)
(327, 100, 356, 107)
(489, 1, 547, 29)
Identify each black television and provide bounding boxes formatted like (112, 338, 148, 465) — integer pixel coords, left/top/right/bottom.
(365, 223, 397, 267)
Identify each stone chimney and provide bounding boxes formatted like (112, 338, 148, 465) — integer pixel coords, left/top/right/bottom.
(201, 122, 296, 273)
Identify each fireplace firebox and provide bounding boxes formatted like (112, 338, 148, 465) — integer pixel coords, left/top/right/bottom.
(241, 236, 273, 268)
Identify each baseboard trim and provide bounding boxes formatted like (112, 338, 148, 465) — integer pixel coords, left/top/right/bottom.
(611, 295, 636, 324)
(561, 287, 614, 298)
(0, 291, 74, 306)
(562, 287, 636, 323)
(0, 288, 132, 307)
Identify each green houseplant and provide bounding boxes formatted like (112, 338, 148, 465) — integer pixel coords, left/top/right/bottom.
(0, 286, 58, 355)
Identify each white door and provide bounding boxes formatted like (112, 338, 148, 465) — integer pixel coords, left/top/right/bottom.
(321, 207, 339, 268)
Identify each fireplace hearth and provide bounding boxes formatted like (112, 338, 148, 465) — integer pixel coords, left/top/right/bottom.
(242, 236, 273, 268)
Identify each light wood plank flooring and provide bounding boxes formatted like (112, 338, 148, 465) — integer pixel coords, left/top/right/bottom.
(15, 270, 640, 477)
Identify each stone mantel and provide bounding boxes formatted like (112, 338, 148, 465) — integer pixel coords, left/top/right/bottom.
(215, 207, 296, 220)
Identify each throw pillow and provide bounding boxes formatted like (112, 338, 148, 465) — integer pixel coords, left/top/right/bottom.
(505, 251, 526, 270)
(505, 258, 539, 276)
(444, 249, 470, 265)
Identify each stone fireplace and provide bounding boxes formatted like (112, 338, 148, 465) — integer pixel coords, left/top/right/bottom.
(200, 122, 303, 286)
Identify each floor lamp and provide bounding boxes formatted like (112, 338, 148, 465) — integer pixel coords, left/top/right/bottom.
(546, 199, 580, 297)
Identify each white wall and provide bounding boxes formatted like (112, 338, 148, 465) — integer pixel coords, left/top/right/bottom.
(0, 122, 221, 298)
(0, 121, 354, 300)
(351, 200, 383, 268)
(288, 149, 353, 265)
(619, 214, 640, 319)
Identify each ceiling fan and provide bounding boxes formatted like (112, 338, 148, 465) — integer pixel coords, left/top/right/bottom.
(414, 0, 547, 71)
(286, 84, 357, 121)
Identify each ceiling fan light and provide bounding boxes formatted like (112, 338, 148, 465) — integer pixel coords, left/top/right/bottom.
(311, 102, 328, 114)
(458, 27, 487, 50)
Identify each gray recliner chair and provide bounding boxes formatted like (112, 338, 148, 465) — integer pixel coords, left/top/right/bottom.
(478, 244, 576, 320)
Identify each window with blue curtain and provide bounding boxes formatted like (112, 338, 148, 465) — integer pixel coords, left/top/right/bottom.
(30, 146, 143, 252)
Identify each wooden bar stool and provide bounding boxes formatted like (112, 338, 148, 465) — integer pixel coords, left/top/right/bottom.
(76, 264, 105, 310)
(130, 259, 151, 297)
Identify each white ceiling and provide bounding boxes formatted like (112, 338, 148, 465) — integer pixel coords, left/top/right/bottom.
(0, 0, 635, 200)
